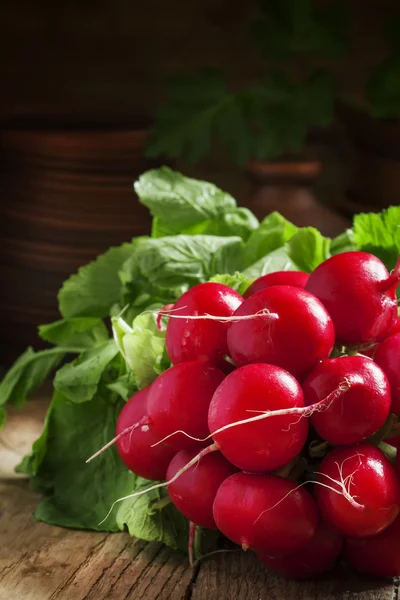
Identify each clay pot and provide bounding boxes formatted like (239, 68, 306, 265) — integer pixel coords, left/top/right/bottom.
(245, 158, 322, 185)
(0, 127, 167, 366)
(337, 103, 400, 215)
(245, 156, 350, 238)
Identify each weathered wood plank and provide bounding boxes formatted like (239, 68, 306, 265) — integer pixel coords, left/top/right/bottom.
(0, 475, 193, 600)
(191, 551, 396, 600)
(0, 396, 48, 477)
(0, 394, 397, 600)
(0, 396, 194, 600)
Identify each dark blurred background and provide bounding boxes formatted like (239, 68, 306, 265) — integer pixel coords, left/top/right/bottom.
(1, 0, 399, 366)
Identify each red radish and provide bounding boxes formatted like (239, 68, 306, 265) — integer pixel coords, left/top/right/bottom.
(166, 449, 237, 529)
(115, 387, 176, 481)
(258, 521, 343, 580)
(109, 365, 351, 513)
(87, 361, 224, 464)
(213, 472, 318, 555)
(147, 361, 225, 451)
(302, 356, 391, 445)
(392, 316, 400, 335)
(165, 282, 243, 367)
(361, 316, 400, 359)
(87, 361, 225, 464)
(344, 515, 400, 578)
(244, 271, 309, 298)
(227, 286, 335, 380)
(208, 363, 308, 473)
(374, 333, 400, 416)
(305, 252, 400, 346)
(315, 444, 400, 538)
(361, 316, 400, 362)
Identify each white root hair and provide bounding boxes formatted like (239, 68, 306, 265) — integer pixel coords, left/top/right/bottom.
(98, 443, 219, 526)
(253, 452, 365, 525)
(151, 378, 352, 448)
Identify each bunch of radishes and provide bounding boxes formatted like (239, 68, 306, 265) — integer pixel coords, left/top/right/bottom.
(104, 251, 400, 580)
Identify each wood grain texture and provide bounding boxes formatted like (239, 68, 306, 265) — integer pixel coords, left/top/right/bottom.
(0, 129, 166, 366)
(0, 393, 397, 599)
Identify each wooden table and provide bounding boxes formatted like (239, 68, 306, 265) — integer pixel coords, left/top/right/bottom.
(0, 395, 398, 600)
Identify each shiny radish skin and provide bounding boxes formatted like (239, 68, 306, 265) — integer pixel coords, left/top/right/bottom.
(315, 444, 400, 538)
(258, 521, 343, 580)
(147, 361, 225, 451)
(227, 285, 335, 380)
(165, 282, 243, 367)
(116, 387, 176, 481)
(208, 363, 308, 473)
(305, 252, 399, 346)
(374, 333, 400, 416)
(213, 472, 319, 555)
(302, 356, 391, 445)
(166, 449, 238, 529)
(392, 316, 400, 335)
(344, 515, 400, 578)
(244, 271, 309, 298)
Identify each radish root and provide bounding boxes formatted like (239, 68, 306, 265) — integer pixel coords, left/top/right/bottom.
(154, 304, 280, 324)
(156, 304, 175, 331)
(378, 255, 400, 292)
(98, 443, 220, 525)
(253, 453, 365, 525)
(86, 416, 150, 463)
(152, 378, 352, 449)
(314, 452, 365, 509)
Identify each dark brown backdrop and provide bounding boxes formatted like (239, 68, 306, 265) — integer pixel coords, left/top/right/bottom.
(0, 0, 396, 366)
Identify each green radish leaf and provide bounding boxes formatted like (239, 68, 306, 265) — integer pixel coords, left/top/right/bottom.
(0, 407, 6, 429)
(209, 272, 254, 296)
(58, 242, 139, 318)
(330, 229, 357, 255)
(353, 206, 400, 270)
(244, 218, 329, 280)
(106, 372, 137, 402)
(16, 397, 54, 477)
(134, 235, 245, 288)
(0, 347, 70, 416)
(114, 477, 188, 549)
(135, 167, 236, 230)
(135, 168, 258, 241)
(204, 207, 259, 241)
(244, 212, 298, 266)
(25, 390, 207, 553)
(286, 227, 331, 273)
(39, 317, 109, 349)
(243, 246, 301, 278)
(112, 311, 169, 390)
(54, 340, 119, 403)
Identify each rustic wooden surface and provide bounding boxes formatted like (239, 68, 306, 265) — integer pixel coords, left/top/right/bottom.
(0, 394, 398, 600)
